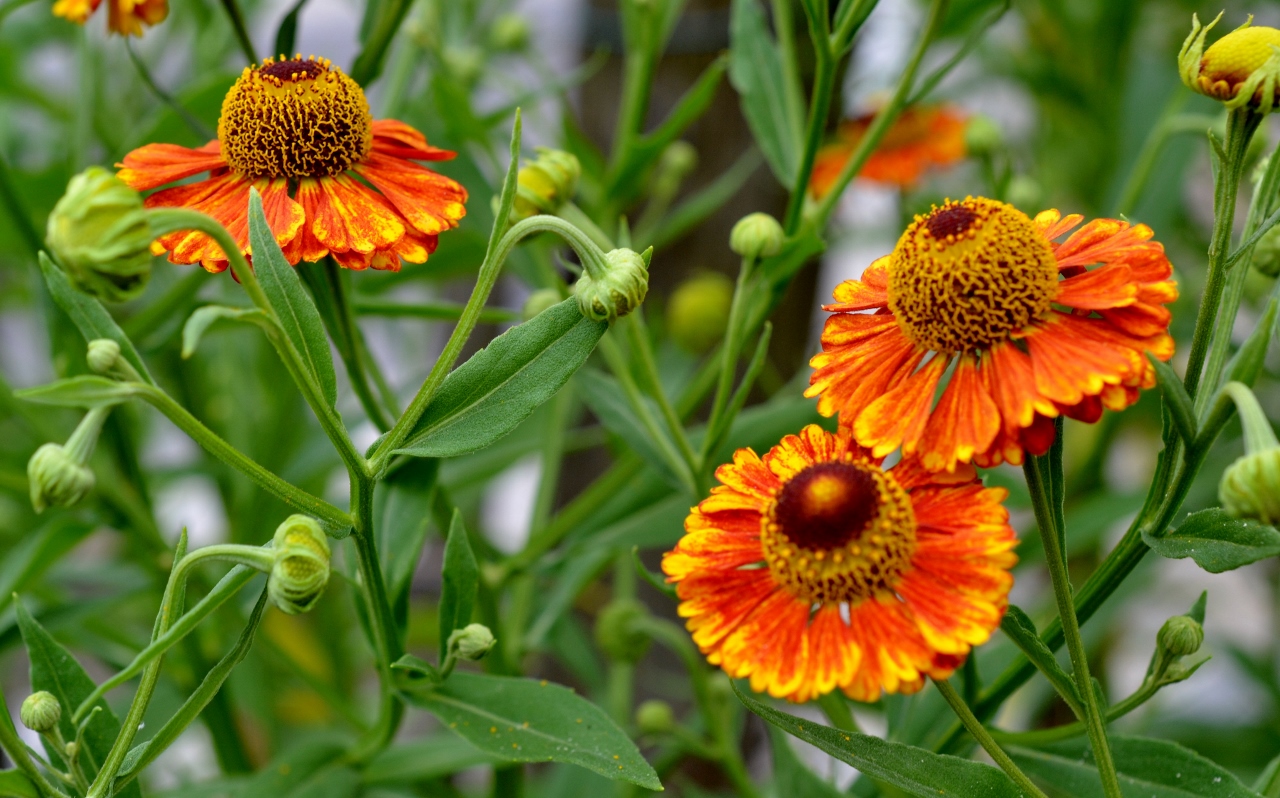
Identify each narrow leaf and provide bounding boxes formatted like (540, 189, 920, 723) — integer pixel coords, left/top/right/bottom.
(728, 0, 803, 185)
(438, 510, 478, 662)
(376, 458, 439, 606)
(1224, 296, 1278, 387)
(247, 190, 338, 408)
(1188, 591, 1208, 625)
(1000, 606, 1082, 714)
(402, 672, 661, 789)
(0, 520, 93, 616)
(1144, 508, 1280, 573)
(365, 735, 499, 786)
(577, 368, 681, 486)
(395, 300, 606, 459)
(0, 771, 38, 798)
(1254, 751, 1280, 797)
(15, 376, 139, 408)
(769, 726, 844, 798)
(734, 683, 1022, 797)
(182, 305, 270, 358)
(1149, 354, 1197, 444)
(38, 252, 155, 385)
(272, 0, 311, 59)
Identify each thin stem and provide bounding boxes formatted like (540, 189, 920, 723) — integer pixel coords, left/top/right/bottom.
(609, 2, 658, 176)
(623, 312, 700, 479)
(1023, 460, 1121, 798)
(1112, 93, 1186, 217)
(350, 0, 412, 85)
(125, 41, 213, 139)
(217, 0, 259, 65)
(934, 679, 1048, 798)
(315, 260, 397, 430)
(703, 257, 753, 462)
(990, 680, 1161, 746)
(783, 5, 833, 233)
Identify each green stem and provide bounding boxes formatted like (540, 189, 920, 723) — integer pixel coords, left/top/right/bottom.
(350, 0, 412, 85)
(353, 298, 518, 323)
(609, 3, 658, 177)
(817, 692, 858, 732)
(990, 679, 1160, 746)
(310, 260, 398, 431)
(1023, 460, 1121, 798)
(559, 202, 616, 252)
(217, 0, 258, 65)
(703, 257, 753, 462)
(934, 679, 1048, 798)
(1112, 93, 1187, 217)
(64, 406, 109, 464)
(125, 40, 213, 140)
(0, 153, 42, 258)
(783, 7, 834, 233)
(531, 390, 570, 534)
(623, 312, 700, 479)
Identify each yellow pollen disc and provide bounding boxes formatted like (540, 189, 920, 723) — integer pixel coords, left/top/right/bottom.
(218, 56, 373, 179)
(1199, 26, 1280, 100)
(759, 460, 915, 606)
(887, 196, 1058, 354)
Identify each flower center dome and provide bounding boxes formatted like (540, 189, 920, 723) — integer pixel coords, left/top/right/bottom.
(218, 56, 373, 179)
(1199, 26, 1280, 100)
(761, 458, 915, 605)
(887, 197, 1058, 353)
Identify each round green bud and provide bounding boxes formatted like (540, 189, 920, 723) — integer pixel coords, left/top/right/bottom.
(87, 339, 122, 376)
(964, 114, 1003, 157)
(575, 248, 649, 323)
(269, 515, 331, 615)
(20, 691, 62, 734)
(442, 45, 484, 86)
(46, 167, 153, 303)
(522, 288, 562, 322)
(659, 140, 698, 178)
(1220, 448, 1280, 524)
(729, 213, 784, 260)
(27, 443, 95, 514)
(511, 149, 582, 222)
(448, 623, 497, 661)
(667, 272, 733, 353)
(1006, 174, 1043, 211)
(635, 699, 675, 734)
(594, 600, 651, 663)
(1253, 224, 1280, 278)
(1157, 615, 1204, 659)
(490, 13, 530, 51)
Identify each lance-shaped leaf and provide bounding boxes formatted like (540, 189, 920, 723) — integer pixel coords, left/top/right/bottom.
(438, 510, 478, 662)
(0, 771, 37, 798)
(1148, 354, 1196, 445)
(1000, 605, 1082, 715)
(1144, 507, 1280, 573)
(182, 305, 271, 358)
(729, 0, 803, 185)
(16, 376, 139, 408)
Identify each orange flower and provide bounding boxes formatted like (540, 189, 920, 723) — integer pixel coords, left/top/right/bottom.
(809, 106, 967, 197)
(807, 197, 1177, 472)
(53, 0, 166, 36)
(662, 425, 1016, 703)
(117, 56, 467, 273)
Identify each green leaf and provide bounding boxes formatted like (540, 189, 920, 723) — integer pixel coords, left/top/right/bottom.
(0, 519, 93, 616)
(1008, 735, 1258, 798)
(1148, 354, 1197, 445)
(1144, 507, 1280, 573)
(375, 458, 439, 607)
(1188, 591, 1208, 625)
(15, 375, 140, 408)
(235, 735, 352, 798)
(365, 735, 500, 786)
(1000, 605, 1082, 713)
(769, 726, 844, 798)
(182, 304, 271, 358)
(272, 0, 311, 60)
(391, 653, 441, 683)
(733, 682, 1021, 797)
(728, 0, 803, 185)
(577, 368, 680, 487)
(438, 509, 478, 662)
(394, 300, 606, 459)
(1254, 750, 1280, 797)
(402, 672, 660, 790)
(247, 189, 338, 408)
(0, 771, 37, 798)
(15, 598, 143, 798)
(1224, 296, 1278, 387)
(38, 252, 155, 385)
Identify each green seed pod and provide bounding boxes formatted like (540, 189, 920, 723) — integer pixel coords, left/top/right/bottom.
(594, 600, 651, 663)
(1253, 224, 1280, 278)
(489, 13, 529, 51)
(522, 288, 562, 321)
(46, 167, 153, 303)
(1220, 448, 1280, 524)
(269, 515, 331, 615)
(635, 699, 675, 734)
(575, 248, 649, 323)
(667, 272, 733, 353)
(447, 623, 497, 661)
(511, 149, 582, 221)
(1157, 615, 1205, 659)
(20, 691, 62, 734)
(963, 114, 1003, 157)
(27, 443, 95, 514)
(729, 213, 784, 259)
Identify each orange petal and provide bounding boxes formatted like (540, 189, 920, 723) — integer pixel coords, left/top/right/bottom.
(253, 178, 305, 258)
(824, 257, 891, 311)
(981, 341, 1057, 435)
(147, 174, 251, 265)
(854, 355, 947, 458)
(355, 152, 467, 236)
(1025, 314, 1138, 407)
(1032, 209, 1083, 242)
(807, 317, 921, 420)
(371, 119, 458, 162)
(919, 354, 999, 472)
(310, 174, 406, 254)
(1055, 264, 1137, 310)
(117, 141, 223, 191)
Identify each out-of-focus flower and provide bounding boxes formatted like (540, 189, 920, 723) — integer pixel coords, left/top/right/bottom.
(46, 167, 153, 303)
(729, 212, 784, 260)
(1181, 14, 1280, 114)
(668, 272, 733, 353)
(808, 197, 1177, 471)
(52, 0, 166, 37)
(269, 515, 331, 615)
(809, 106, 968, 197)
(663, 425, 1017, 702)
(1219, 382, 1280, 524)
(490, 13, 530, 51)
(511, 148, 581, 222)
(117, 56, 467, 273)
(635, 700, 675, 734)
(575, 248, 649, 323)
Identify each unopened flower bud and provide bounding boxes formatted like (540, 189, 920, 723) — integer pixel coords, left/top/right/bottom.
(964, 115, 1003, 157)
(448, 623, 496, 661)
(20, 691, 62, 734)
(1253, 225, 1280, 278)
(1006, 175, 1043, 211)
(667, 272, 733, 353)
(651, 141, 698, 199)
(729, 213, 784, 259)
(269, 515, 331, 615)
(522, 288, 562, 321)
(1180, 14, 1280, 114)
(87, 339, 122, 375)
(442, 45, 483, 86)
(594, 600, 650, 663)
(1219, 383, 1280, 524)
(46, 167, 153, 303)
(27, 443, 95, 514)
(490, 13, 529, 51)
(1158, 615, 1204, 659)
(635, 699, 675, 734)
(575, 248, 649, 323)
(511, 149, 581, 222)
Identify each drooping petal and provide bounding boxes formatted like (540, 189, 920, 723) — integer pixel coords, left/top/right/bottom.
(310, 174, 406, 254)
(117, 141, 224, 191)
(854, 355, 947, 458)
(918, 353, 1000, 472)
(355, 151, 468, 236)
(371, 119, 458, 161)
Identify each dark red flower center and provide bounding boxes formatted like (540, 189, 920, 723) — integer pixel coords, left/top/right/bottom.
(925, 204, 977, 239)
(773, 463, 878, 551)
(260, 58, 326, 81)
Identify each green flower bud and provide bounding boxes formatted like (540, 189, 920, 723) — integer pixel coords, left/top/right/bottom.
(651, 141, 698, 199)
(442, 45, 484, 86)
(46, 167, 153, 303)
(729, 213, 784, 260)
(1219, 383, 1280, 524)
(20, 691, 62, 734)
(594, 600, 651, 663)
(447, 623, 497, 661)
(1253, 224, 1280, 278)
(522, 288, 562, 322)
(667, 272, 733, 353)
(964, 115, 1003, 157)
(1006, 174, 1043, 211)
(1158, 615, 1204, 659)
(87, 339, 122, 375)
(269, 515, 331, 615)
(27, 443, 95, 514)
(490, 13, 529, 51)
(511, 149, 581, 222)
(635, 699, 675, 734)
(575, 248, 649, 323)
